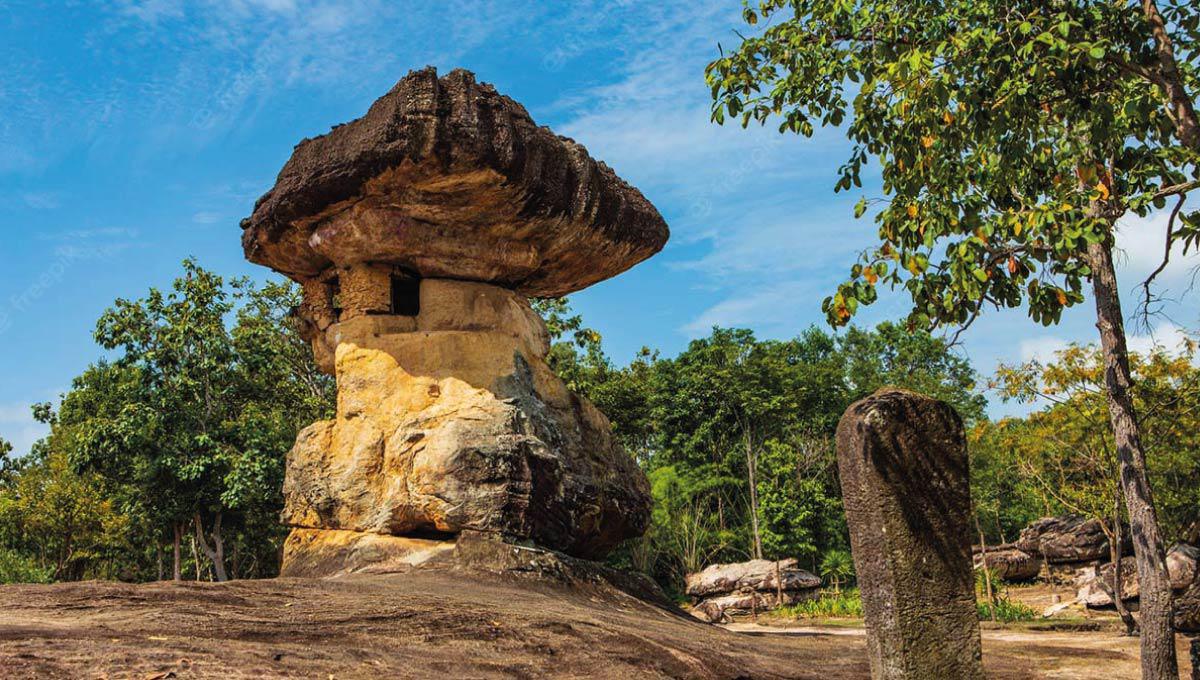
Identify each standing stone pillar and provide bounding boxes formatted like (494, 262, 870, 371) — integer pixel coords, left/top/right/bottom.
(835, 388, 983, 679)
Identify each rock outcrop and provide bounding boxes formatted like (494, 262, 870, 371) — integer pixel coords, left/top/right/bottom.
(1075, 543, 1200, 608)
(973, 548, 1042, 582)
(836, 388, 984, 680)
(1015, 515, 1129, 564)
(280, 280, 651, 561)
(242, 68, 665, 573)
(684, 559, 820, 623)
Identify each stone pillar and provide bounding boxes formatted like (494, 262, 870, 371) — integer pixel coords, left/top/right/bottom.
(1190, 638, 1198, 680)
(835, 388, 983, 680)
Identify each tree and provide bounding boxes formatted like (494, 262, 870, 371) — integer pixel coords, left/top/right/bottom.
(838, 321, 986, 422)
(819, 549, 855, 595)
(708, 3, 1198, 674)
(68, 260, 333, 582)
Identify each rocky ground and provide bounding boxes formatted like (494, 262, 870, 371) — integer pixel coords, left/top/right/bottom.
(2, 569, 1194, 679)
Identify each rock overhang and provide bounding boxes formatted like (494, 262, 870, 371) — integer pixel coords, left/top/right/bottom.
(241, 67, 669, 297)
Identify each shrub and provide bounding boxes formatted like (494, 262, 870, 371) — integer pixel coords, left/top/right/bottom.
(977, 597, 1038, 623)
(0, 548, 53, 584)
(777, 588, 863, 619)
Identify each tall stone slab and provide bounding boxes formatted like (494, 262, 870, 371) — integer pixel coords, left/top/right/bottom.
(835, 388, 983, 679)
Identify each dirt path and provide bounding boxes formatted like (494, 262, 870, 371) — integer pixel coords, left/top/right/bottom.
(726, 621, 1197, 679)
(0, 572, 1192, 679)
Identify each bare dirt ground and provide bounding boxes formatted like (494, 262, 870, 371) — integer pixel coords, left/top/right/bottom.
(0, 570, 1194, 679)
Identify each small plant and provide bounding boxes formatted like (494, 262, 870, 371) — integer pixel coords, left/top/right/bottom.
(976, 597, 1038, 623)
(819, 549, 855, 595)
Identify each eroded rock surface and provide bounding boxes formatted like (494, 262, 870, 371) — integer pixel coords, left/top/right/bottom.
(685, 559, 821, 598)
(684, 559, 822, 624)
(280, 279, 650, 565)
(1015, 515, 1129, 564)
(974, 548, 1042, 582)
(836, 388, 984, 680)
(242, 67, 668, 297)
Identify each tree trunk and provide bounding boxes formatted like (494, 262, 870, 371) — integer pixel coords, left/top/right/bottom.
(157, 542, 163, 582)
(1111, 489, 1140, 636)
(172, 522, 182, 582)
(1141, 1, 1200, 151)
(975, 515, 997, 622)
(745, 432, 763, 560)
(193, 511, 229, 582)
(1088, 240, 1178, 679)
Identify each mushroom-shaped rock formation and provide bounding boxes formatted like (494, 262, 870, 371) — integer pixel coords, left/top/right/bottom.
(243, 68, 663, 572)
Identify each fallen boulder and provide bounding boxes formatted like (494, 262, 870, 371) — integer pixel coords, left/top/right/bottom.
(689, 589, 820, 624)
(684, 558, 821, 624)
(685, 558, 820, 598)
(973, 548, 1042, 581)
(1015, 515, 1128, 564)
(1076, 557, 1138, 608)
(1076, 544, 1200, 608)
(1167, 543, 1199, 591)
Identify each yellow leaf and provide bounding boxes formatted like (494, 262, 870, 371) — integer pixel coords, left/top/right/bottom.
(1096, 182, 1110, 200)
(1056, 290, 1068, 306)
(921, 135, 935, 148)
(907, 204, 919, 218)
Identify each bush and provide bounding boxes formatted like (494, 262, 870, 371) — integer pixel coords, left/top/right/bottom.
(777, 589, 863, 619)
(977, 597, 1038, 622)
(0, 548, 53, 584)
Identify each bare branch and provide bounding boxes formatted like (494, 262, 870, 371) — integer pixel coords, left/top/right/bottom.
(1136, 193, 1186, 330)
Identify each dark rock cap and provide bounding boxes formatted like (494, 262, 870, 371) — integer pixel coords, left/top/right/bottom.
(241, 67, 669, 296)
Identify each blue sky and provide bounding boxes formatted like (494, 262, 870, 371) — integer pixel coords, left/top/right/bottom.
(1, 0, 1196, 456)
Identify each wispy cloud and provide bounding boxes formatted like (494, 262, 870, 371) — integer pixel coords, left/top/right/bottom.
(0, 402, 46, 458)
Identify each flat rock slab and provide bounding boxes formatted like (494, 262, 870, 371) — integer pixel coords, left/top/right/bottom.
(242, 67, 668, 296)
(1015, 515, 1129, 564)
(836, 388, 983, 679)
(0, 575, 1177, 679)
(685, 559, 821, 598)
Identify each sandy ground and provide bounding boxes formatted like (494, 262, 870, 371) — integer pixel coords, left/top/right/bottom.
(0, 571, 1194, 679)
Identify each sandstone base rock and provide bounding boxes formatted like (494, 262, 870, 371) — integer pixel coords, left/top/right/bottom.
(836, 388, 983, 680)
(280, 279, 651, 573)
(281, 528, 456, 577)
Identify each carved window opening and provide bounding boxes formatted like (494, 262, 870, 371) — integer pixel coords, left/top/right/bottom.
(390, 276, 420, 316)
(328, 276, 343, 316)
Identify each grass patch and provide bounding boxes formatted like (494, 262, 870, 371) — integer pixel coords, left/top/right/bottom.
(977, 597, 1038, 622)
(775, 589, 864, 619)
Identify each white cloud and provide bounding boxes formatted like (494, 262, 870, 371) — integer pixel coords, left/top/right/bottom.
(1127, 322, 1194, 357)
(1019, 336, 1072, 363)
(192, 211, 224, 224)
(0, 403, 47, 459)
(1116, 210, 1200, 289)
(681, 281, 820, 338)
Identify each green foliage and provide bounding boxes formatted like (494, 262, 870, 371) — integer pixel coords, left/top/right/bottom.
(819, 549, 855, 594)
(777, 589, 864, 619)
(11, 260, 335, 582)
(0, 547, 53, 584)
(0, 451, 128, 580)
(534, 299, 987, 591)
(977, 597, 1038, 623)
(974, 337, 1200, 544)
(707, 0, 1199, 332)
